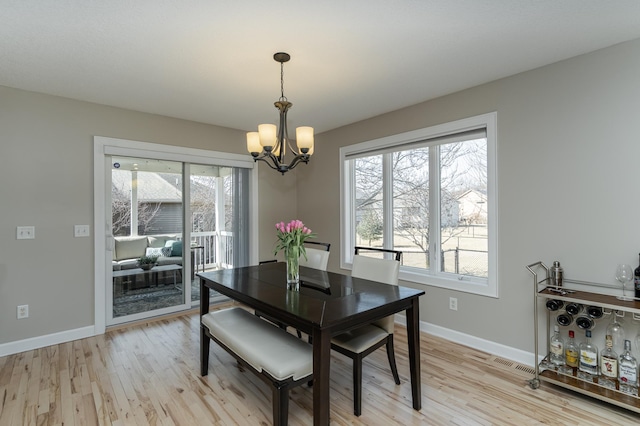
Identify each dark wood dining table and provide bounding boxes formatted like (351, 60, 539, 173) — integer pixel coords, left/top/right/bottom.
(198, 262, 425, 425)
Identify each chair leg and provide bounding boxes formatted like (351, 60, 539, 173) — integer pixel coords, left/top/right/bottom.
(200, 327, 210, 376)
(386, 335, 401, 385)
(353, 354, 363, 416)
(272, 386, 289, 426)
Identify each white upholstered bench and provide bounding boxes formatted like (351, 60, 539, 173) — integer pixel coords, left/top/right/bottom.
(200, 307, 313, 425)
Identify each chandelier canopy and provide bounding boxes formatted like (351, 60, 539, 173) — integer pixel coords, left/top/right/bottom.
(246, 52, 314, 175)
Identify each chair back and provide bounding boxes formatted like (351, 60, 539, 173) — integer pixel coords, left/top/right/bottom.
(352, 247, 402, 333)
(299, 248, 330, 270)
(351, 255, 399, 285)
(305, 241, 331, 251)
(354, 246, 402, 262)
(298, 241, 331, 270)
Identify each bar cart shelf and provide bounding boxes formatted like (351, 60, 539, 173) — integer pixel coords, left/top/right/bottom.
(527, 261, 640, 413)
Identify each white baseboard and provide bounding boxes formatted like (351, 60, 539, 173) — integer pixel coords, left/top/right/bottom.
(0, 326, 96, 357)
(1, 315, 536, 366)
(395, 314, 537, 367)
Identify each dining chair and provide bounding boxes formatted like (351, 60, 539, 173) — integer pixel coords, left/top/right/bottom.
(256, 258, 308, 340)
(298, 241, 331, 270)
(330, 246, 402, 416)
(255, 259, 288, 330)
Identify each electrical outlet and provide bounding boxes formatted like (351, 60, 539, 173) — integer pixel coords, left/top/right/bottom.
(17, 304, 29, 319)
(449, 297, 458, 311)
(17, 226, 35, 240)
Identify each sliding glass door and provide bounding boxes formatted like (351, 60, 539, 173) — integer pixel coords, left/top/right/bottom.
(109, 157, 187, 323)
(105, 154, 251, 326)
(189, 165, 239, 304)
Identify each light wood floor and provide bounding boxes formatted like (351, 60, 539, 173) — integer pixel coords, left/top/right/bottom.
(1, 303, 639, 426)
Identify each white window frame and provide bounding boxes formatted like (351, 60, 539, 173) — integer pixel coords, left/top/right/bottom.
(93, 136, 259, 333)
(339, 112, 498, 297)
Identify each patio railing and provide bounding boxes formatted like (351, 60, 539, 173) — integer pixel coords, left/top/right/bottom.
(192, 231, 233, 270)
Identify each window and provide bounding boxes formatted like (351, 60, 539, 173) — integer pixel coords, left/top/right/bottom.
(340, 112, 497, 297)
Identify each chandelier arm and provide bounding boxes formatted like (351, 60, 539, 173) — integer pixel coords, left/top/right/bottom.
(253, 151, 309, 175)
(286, 153, 310, 171)
(253, 154, 282, 172)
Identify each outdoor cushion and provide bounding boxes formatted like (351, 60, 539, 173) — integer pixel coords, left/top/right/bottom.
(145, 247, 164, 257)
(156, 256, 182, 267)
(114, 236, 148, 261)
(148, 235, 177, 248)
(165, 240, 182, 257)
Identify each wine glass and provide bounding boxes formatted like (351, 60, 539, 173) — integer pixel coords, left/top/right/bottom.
(616, 264, 634, 301)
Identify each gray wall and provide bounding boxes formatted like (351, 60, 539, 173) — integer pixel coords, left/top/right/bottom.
(298, 38, 640, 353)
(0, 86, 292, 344)
(3, 38, 640, 355)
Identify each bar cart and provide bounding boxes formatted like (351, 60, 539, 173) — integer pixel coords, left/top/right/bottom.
(526, 261, 640, 413)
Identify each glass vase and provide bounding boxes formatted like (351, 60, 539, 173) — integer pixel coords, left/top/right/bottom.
(285, 245, 300, 291)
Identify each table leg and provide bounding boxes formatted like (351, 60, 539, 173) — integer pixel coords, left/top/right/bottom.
(200, 279, 210, 376)
(406, 297, 422, 410)
(191, 251, 195, 281)
(312, 328, 331, 425)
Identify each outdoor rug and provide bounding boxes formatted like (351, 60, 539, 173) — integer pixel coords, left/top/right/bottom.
(113, 281, 202, 317)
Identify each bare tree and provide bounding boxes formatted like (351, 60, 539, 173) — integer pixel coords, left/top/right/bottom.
(190, 175, 217, 232)
(353, 139, 487, 270)
(111, 179, 161, 236)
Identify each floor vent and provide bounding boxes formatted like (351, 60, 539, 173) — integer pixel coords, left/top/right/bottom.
(515, 364, 536, 375)
(493, 357, 514, 368)
(491, 356, 535, 376)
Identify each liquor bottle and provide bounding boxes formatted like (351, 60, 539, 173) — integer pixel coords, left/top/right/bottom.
(550, 325, 564, 366)
(599, 335, 618, 389)
(606, 312, 626, 355)
(579, 330, 598, 376)
(565, 330, 579, 368)
(619, 339, 638, 395)
(635, 253, 640, 299)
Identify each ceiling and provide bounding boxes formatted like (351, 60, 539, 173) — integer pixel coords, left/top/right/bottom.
(2, 1, 640, 134)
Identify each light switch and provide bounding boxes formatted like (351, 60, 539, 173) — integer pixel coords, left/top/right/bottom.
(74, 225, 90, 237)
(17, 226, 35, 239)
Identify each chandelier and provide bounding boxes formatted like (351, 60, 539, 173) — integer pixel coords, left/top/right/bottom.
(246, 52, 314, 175)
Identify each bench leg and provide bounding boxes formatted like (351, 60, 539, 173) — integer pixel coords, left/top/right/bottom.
(200, 326, 210, 376)
(272, 386, 289, 426)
